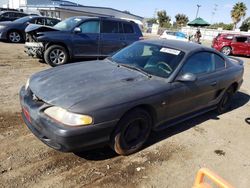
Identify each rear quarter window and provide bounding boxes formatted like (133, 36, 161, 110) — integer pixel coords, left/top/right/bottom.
(123, 23, 134, 33)
(213, 54, 226, 70)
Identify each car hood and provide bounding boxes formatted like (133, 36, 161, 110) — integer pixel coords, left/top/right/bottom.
(25, 24, 59, 33)
(29, 60, 165, 112)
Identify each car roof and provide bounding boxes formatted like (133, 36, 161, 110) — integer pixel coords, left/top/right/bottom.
(70, 16, 135, 23)
(21, 15, 59, 20)
(220, 33, 250, 37)
(1, 11, 27, 14)
(141, 39, 212, 53)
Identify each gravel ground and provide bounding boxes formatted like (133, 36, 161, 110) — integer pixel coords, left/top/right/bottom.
(0, 42, 250, 188)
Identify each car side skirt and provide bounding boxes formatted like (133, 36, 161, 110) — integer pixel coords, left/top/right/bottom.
(154, 105, 217, 131)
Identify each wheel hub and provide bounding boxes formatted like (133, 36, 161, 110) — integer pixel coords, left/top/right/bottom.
(49, 49, 65, 64)
(9, 32, 21, 42)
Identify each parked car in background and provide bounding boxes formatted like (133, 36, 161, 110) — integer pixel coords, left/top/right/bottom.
(212, 33, 250, 56)
(0, 16, 60, 43)
(160, 31, 188, 42)
(24, 16, 143, 66)
(20, 39, 244, 155)
(0, 11, 28, 22)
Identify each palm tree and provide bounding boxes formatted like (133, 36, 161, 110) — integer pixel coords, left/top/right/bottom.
(231, 2, 247, 30)
(157, 10, 171, 27)
(175, 14, 189, 27)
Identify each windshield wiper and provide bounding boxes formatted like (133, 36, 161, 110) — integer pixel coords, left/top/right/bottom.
(106, 56, 116, 63)
(119, 64, 152, 78)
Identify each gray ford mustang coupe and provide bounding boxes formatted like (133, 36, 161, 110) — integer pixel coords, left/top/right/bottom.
(19, 40, 244, 155)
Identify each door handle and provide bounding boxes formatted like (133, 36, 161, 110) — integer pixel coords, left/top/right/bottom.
(210, 81, 217, 86)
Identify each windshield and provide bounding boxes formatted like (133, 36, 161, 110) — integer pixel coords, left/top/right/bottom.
(13, 16, 33, 23)
(53, 17, 82, 31)
(111, 42, 184, 78)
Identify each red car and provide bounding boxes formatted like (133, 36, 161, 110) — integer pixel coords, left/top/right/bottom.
(212, 33, 250, 56)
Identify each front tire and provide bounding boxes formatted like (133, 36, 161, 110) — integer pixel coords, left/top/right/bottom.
(111, 108, 152, 155)
(217, 86, 234, 114)
(221, 46, 231, 56)
(44, 45, 69, 67)
(8, 31, 22, 43)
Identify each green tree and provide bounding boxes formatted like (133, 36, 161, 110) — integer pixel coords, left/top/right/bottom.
(175, 14, 189, 27)
(147, 18, 157, 24)
(157, 10, 171, 28)
(231, 2, 247, 29)
(240, 17, 250, 31)
(208, 22, 234, 30)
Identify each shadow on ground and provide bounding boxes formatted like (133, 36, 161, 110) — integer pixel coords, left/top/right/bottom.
(75, 91, 250, 161)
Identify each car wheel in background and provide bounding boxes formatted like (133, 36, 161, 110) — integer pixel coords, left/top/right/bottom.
(217, 86, 234, 114)
(221, 46, 231, 56)
(44, 45, 69, 67)
(8, 31, 22, 43)
(111, 108, 152, 155)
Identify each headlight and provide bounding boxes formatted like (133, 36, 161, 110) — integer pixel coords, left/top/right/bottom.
(25, 78, 30, 90)
(44, 106, 93, 126)
(0, 25, 6, 30)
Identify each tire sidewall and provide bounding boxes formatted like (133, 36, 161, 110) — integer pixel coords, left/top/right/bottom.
(217, 87, 234, 114)
(44, 45, 69, 67)
(111, 109, 152, 155)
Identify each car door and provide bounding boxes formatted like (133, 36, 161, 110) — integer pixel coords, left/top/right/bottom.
(167, 52, 219, 119)
(231, 36, 248, 55)
(71, 19, 100, 57)
(123, 22, 137, 45)
(99, 20, 126, 56)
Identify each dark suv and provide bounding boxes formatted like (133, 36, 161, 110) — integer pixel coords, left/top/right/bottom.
(0, 11, 28, 22)
(25, 16, 143, 66)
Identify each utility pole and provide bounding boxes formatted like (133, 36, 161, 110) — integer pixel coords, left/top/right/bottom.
(195, 4, 201, 18)
(210, 4, 218, 24)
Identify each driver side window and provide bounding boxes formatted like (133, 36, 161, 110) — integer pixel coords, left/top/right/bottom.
(182, 52, 214, 75)
(79, 20, 100, 33)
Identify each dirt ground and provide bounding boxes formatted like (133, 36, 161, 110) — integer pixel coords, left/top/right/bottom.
(0, 42, 250, 188)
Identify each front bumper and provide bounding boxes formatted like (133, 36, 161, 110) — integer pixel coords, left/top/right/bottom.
(19, 86, 118, 152)
(24, 42, 44, 59)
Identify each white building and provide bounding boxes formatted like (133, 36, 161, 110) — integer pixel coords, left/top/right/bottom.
(1, 0, 143, 25)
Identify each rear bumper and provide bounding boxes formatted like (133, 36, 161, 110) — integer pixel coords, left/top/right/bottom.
(0, 30, 7, 40)
(19, 86, 118, 152)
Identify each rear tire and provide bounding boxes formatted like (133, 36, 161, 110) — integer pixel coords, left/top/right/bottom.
(44, 45, 69, 67)
(221, 46, 231, 56)
(217, 86, 234, 114)
(110, 108, 152, 155)
(8, 30, 22, 43)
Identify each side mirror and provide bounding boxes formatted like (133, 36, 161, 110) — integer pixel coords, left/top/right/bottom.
(73, 27, 81, 34)
(176, 73, 197, 82)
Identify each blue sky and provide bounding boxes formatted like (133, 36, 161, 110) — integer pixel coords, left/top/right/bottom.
(75, 0, 250, 24)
